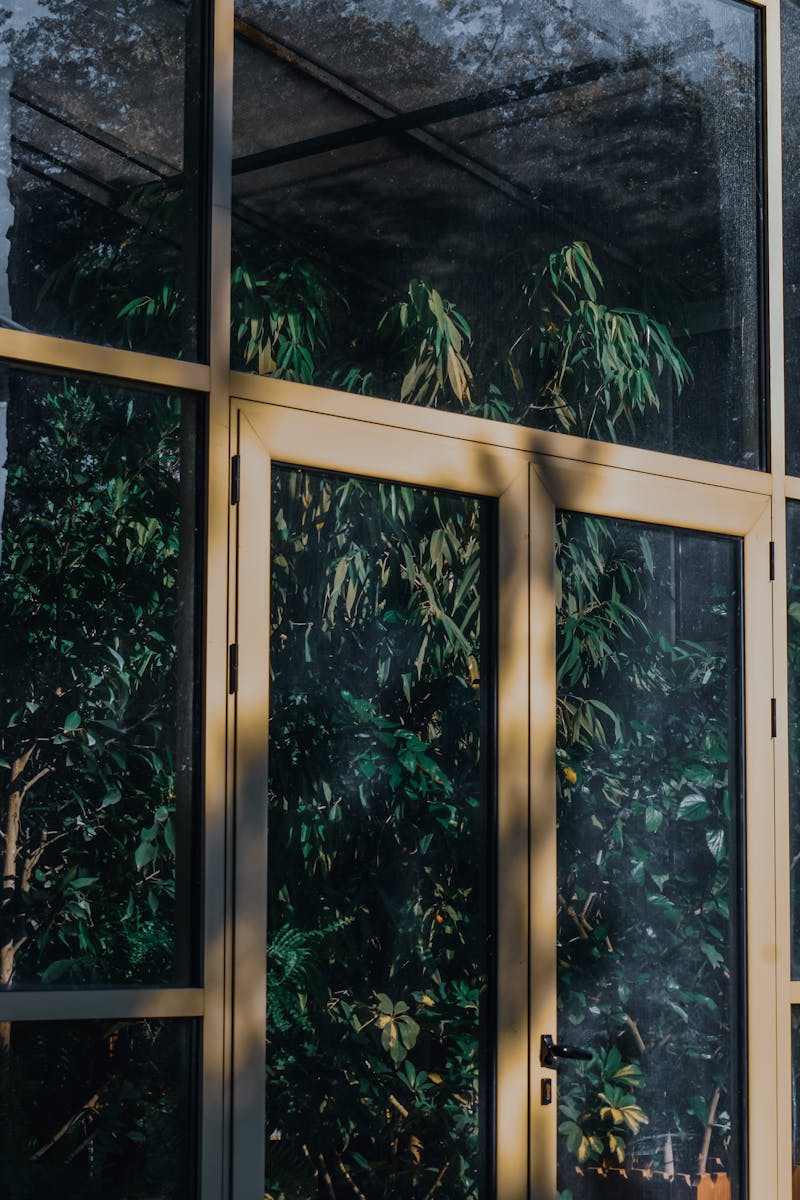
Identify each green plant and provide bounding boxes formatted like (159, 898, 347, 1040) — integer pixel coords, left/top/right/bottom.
(231, 258, 337, 380)
(265, 470, 485, 1198)
(510, 241, 692, 438)
(377, 276, 473, 408)
(555, 513, 736, 1188)
(558, 1048, 648, 1172)
(0, 382, 192, 993)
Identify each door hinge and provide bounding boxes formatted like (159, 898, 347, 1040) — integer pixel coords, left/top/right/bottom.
(229, 644, 239, 694)
(771, 697, 777, 738)
(769, 540, 775, 580)
(231, 454, 241, 505)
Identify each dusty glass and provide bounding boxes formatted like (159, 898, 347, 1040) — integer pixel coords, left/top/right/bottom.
(232, 0, 763, 468)
(266, 467, 490, 1198)
(0, 370, 202, 986)
(0, 1018, 197, 1199)
(0, 0, 207, 359)
(555, 513, 743, 1195)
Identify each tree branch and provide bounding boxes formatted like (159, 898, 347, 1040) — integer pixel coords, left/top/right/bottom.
(31, 1091, 102, 1160)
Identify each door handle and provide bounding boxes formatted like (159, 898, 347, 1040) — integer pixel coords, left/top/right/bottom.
(540, 1033, 592, 1069)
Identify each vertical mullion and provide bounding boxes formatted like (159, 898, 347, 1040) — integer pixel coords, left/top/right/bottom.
(764, 0, 793, 1194)
(495, 461, 534, 1199)
(745, 503, 782, 1198)
(528, 465, 558, 1200)
(773, 486, 792, 1200)
(229, 408, 270, 1199)
(766, 0, 787, 479)
(202, 0, 235, 1197)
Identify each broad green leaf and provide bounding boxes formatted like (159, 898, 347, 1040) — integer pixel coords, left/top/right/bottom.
(676, 793, 709, 822)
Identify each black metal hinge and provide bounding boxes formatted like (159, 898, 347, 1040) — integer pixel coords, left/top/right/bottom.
(231, 454, 241, 505)
(771, 697, 777, 738)
(229, 644, 239, 695)
(769, 540, 775, 581)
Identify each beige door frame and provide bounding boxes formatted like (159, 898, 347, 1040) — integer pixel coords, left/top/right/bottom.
(230, 391, 779, 1200)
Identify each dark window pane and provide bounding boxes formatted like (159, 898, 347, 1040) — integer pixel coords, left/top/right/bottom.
(0, 371, 201, 986)
(233, 1, 763, 468)
(0, 1018, 196, 1199)
(0, 0, 207, 359)
(793, 1010, 800, 1187)
(267, 469, 489, 1197)
(784, 0, 800, 473)
(788, 503, 800, 974)
(555, 514, 743, 1194)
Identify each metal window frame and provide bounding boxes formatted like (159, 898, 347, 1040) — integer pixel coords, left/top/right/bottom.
(0, 0, 793, 1197)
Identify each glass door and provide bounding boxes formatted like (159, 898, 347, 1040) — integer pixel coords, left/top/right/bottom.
(231, 400, 778, 1200)
(230, 400, 531, 1200)
(528, 465, 776, 1200)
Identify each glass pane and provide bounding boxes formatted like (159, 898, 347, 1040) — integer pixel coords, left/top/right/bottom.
(267, 469, 489, 1197)
(793, 1010, 800, 1190)
(0, 371, 201, 986)
(0, 1018, 196, 1199)
(233, 1, 763, 468)
(788, 503, 800, 975)
(785, 0, 800, 474)
(0, 1, 206, 359)
(556, 515, 743, 1195)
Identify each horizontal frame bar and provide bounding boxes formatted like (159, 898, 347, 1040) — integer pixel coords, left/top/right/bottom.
(0, 328, 210, 393)
(0, 988, 204, 1021)
(231, 373, 773, 497)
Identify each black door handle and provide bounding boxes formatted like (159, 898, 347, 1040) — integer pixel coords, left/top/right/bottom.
(540, 1033, 592, 1069)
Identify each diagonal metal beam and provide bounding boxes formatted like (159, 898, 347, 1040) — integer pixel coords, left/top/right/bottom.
(231, 19, 685, 275)
(11, 88, 173, 180)
(233, 17, 564, 222)
(231, 51, 634, 176)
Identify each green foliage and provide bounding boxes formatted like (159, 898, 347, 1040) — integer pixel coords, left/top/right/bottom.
(556, 514, 736, 1187)
(511, 241, 691, 439)
(266, 469, 484, 1198)
(37, 183, 190, 358)
(558, 1047, 648, 1171)
(0, 381, 191, 984)
(232, 259, 336, 380)
(224, 234, 689, 440)
(39, 181, 692, 442)
(787, 517, 800, 975)
(377, 277, 473, 407)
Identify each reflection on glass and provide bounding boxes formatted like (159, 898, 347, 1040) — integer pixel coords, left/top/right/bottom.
(0, 1018, 196, 1199)
(233, 0, 763, 467)
(785, 0, 800, 473)
(788, 505, 800, 974)
(0, 1, 205, 358)
(0, 371, 201, 986)
(555, 514, 743, 1196)
(267, 468, 488, 1198)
